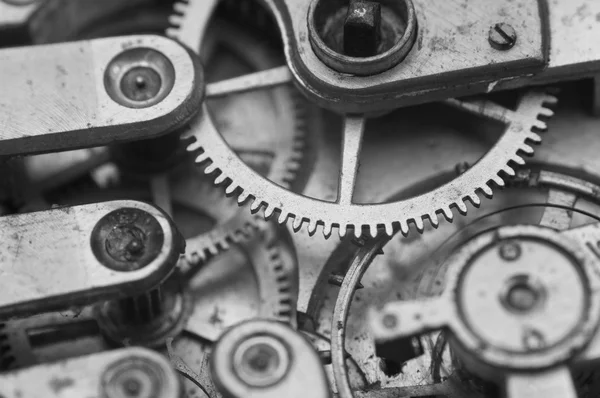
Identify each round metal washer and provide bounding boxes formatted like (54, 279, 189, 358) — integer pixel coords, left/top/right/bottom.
(101, 356, 169, 398)
(104, 48, 176, 109)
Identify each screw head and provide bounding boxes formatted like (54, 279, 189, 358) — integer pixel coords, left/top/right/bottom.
(488, 23, 517, 51)
(233, 336, 290, 387)
(105, 225, 147, 263)
(498, 241, 521, 261)
(500, 274, 546, 313)
(91, 208, 164, 272)
(506, 284, 538, 311)
(382, 313, 398, 329)
(522, 328, 546, 350)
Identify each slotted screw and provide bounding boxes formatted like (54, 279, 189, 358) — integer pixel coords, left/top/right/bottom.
(488, 23, 517, 51)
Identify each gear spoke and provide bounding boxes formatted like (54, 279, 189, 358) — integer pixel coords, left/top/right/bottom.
(167, 0, 220, 52)
(206, 66, 293, 98)
(338, 116, 366, 205)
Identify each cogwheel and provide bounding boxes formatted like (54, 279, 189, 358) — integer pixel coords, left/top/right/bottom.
(167, 11, 309, 263)
(182, 88, 557, 239)
(250, 222, 296, 323)
(0, 321, 36, 372)
(183, 220, 298, 344)
(0, 324, 15, 372)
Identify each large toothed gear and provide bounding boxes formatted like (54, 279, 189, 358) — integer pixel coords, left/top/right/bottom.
(182, 91, 556, 239)
(166, 0, 556, 241)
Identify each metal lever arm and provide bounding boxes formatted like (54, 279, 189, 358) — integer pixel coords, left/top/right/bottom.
(0, 347, 181, 398)
(0, 35, 203, 156)
(0, 200, 183, 320)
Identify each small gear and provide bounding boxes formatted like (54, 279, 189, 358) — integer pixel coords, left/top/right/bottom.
(250, 222, 296, 323)
(183, 220, 298, 343)
(0, 323, 18, 372)
(0, 321, 36, 372)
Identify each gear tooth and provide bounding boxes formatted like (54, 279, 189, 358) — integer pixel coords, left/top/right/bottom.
(250, 200, 262, 213)
(533, 120, 548, 131)
(292, 217, 303, 232)
(384, 223, 394, 236)
(264, 206, 275, 219)
(168, 14, 183, 27)
(428, 213, 440, 228)
(188, 141, 203, 153)
(543, 94, 559, 105)
(492, 175, 506, 187)
(220, 240, 231, 251)
(214, 174, 227, 185)
(512, 155, 526, 165)
(307, 220, 318, 236)
(519, 144, 534, 155)
(339, 224, 348, 238)
(441, 207, 453, 222)
(368, 224, 378, 238)
(278, 212, 289, 225)
(481, 184, 494, 198)
(165, 27, 180, 39)
(456, 200, 468, 215)
(199, 252, 208, 263)
(237, 191, 250, 203)
(399, 220, 409, 235)
(224, 184, 237, 195)
(527, 132, 542, 143)
(180, 128, 193, 139)
(285, 161, 300, 171)
(354, 226, 363, 239)
(467, 193, 481, 208)
(538, 107, 555, 118)
(173, 1, 188, 14)
(204, 163, 218, 175)
(293, 145, 305, 156)
(323, 223, 333, 239)
(503, 165, 516, 177)
(414, 218, 425, 233)
(187, 251, 201, 265)
(208, 244, 219, 256)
